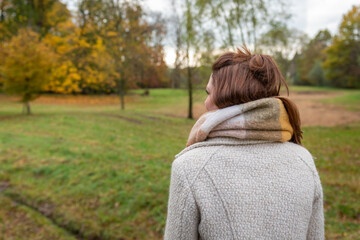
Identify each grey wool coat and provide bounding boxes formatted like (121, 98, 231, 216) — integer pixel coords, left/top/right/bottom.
(164, 137, 324, 240)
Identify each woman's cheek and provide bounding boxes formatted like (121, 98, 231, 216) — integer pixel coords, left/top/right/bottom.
(205, 96, 210, 111)
(205, 96, 215, 111)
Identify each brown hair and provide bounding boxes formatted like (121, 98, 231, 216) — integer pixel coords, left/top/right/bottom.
(211, 46, 303, 145)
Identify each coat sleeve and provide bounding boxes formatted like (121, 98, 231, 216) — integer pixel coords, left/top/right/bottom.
(307, 171, 325, 240)
(164, 160, 200, 240)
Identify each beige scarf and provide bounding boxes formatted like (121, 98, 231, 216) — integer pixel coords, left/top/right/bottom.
(186, 97, 294, 147)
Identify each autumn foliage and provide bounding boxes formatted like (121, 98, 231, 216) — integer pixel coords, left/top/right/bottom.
(0, 28, 55, 114)
(0, 0, 168, 113)
(322, 5, 360, 88)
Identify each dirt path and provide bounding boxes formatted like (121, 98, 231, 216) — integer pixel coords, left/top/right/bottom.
(193, 91, 360, 127)
(286, 91, 360, 127)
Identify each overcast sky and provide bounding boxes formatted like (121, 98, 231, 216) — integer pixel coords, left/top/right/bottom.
(63, 0, 359, 64)
(141, 0, 358, 37)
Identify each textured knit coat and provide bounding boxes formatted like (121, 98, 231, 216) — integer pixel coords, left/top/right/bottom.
(164, 137, 324, 240)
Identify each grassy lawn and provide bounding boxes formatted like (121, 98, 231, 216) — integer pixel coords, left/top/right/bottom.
(319, 90, 360, 111)
(303, 123, 360, 239)
(0, 87, 359, 239)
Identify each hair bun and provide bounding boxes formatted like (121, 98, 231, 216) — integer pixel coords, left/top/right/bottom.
(249, 54, 269, 85)
(249, 54, 265, 71)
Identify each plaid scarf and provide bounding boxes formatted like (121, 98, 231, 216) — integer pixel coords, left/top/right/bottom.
(186, 97, 294, 147)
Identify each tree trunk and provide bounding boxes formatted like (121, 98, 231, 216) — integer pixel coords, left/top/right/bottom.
(0, 0, 5, 22)
(120, 92, 125, 110)
(187, 65, 193, 119)
(143, 67, 150, 95)
(23, 101, 31, 115)
(118, 77, 125, 110)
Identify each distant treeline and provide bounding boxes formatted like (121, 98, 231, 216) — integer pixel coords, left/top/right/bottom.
(279, 4, 360, 89)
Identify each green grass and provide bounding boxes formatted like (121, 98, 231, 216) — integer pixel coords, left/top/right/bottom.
(319, 90, 360, 111)
(302, 123, 360, 239)
(0, 92, 195, 239)
(286, 85, 345, 92)
(0, 195, 76, 240)
(0, 87, 359, 239)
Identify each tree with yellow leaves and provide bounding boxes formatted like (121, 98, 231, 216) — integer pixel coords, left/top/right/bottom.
(323, 5, 360, 88)
(78, 0, 168, 107)
(0, 28, 55, 114)
(43, 19, 116, 94)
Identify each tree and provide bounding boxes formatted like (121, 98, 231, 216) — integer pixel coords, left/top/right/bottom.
(77, 0, 167, 108)
(184, 0, 197, 119)
(0, 0, 68, 38)
(197, 30, 216, 86)
(170, 0, 205, 119)
(296, 29, 331, 85)
(43, 19, 115, 94)
(195, 0, 290, 50)
(169, 3, 184, 89)
(0, 0, 116, 94)
(0, 28, 55, 114)
(102, 0, 149, 109)
(258, 22, 309, 82)
(308, 60, 326, 86)
(134, 11, 168, 91)
(323, 5, 360, 88)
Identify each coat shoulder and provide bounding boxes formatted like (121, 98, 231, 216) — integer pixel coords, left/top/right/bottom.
(172, 145, 222, 185)
(282, 142, 318, 174)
